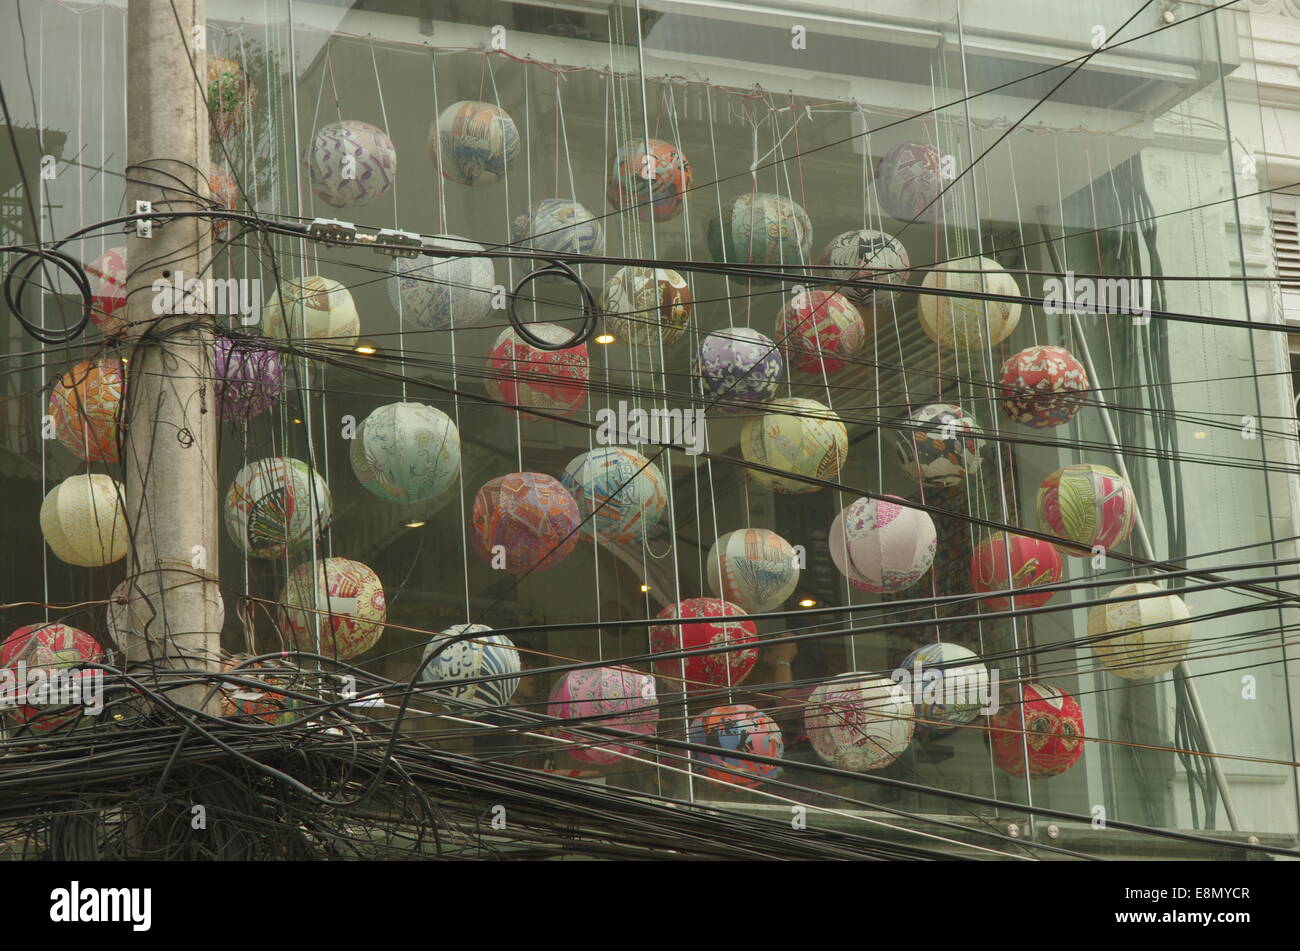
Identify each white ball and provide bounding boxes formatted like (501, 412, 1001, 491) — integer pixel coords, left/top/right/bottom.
(829, 496, 936, 593)
(1089, 583, 1192, 679)
(419, 623, 521, 708)
(805, 674, 914, 771)
(388, 237, 496, 331)
(705, 528, 800, 613)
(40, 474, 128, 566)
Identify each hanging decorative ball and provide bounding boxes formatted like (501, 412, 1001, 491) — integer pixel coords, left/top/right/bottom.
(970, 532, 1063, 611)
(213, 338, 282, 421)
(107, 578, 225, 648)
(511, 198, 604, 255)
(388, 237, 496, 330)
(820, 228, 910, 309)
(560, 447, 667, 545)
(432, 100, 520, 187)
(471, 472, 581, 575)
(279, 557, 387, 660)
(599, 266, 692, 346)
(48, 357, 127, 463)
(219, 655, 297, 725)
(608, 138, 692, 222)
(899, 642, 989, 733)
(207, 167, 238, 241)
(224, 457, 332, 560)
(418, 623, 521, 708)
(307, 120, 397, 208)
(484, 324, 589, 417)
(40, 474, 128, 567)
(350, 402, 461, 505)
(693, 327, 784, 411)
(689, 704, 783, 788)
(261, 275, 360, 347)
(1088, 583, 1191, 679)
(85, 245, 128, 335)
(1037, 463, 1136, 555)
(893, 402, 982, 488)
(708, 192, 812, 275)
(988, 682, 1085, 778)
(705, 528, 801, 614)
(775, 289, 866, 374)
(547, 666, 658, 765)
(207, 56, 256, 142)
(805, 674, 915, 771)
(741, 397, 848, 494)
(999, 345, 1090, 428)
(917, 257, 1021, 350)
(0, 623, 105, 733)
(829, 496, 937, 593)
(875, 142, 944, 222)
(649, 598, 759, 691)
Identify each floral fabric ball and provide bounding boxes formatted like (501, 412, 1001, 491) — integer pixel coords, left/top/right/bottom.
(1088, 583, 1191, 679)
(988, 682, 1085, 778)
(917, 257, 1021, 350)
(608, 138, 691, 222)
(388, 237, 496, 331)
(600, 266, 692, 346)
(484, 324, 589, 417)
(999, 345, 1090, 428)
(893, 402, 982, 488)
(693, 327, 783, 411)
(708, 192, 812, 275)
(829, 496, 937, 593)
(419, 624, 521, 708)
(261, 275, 360, 347)
(85, 245, 128, 335)
(48, 357, 126, 462)
(1037, 463, 1136, 555)
(511, 198, 604, 255)
(350, 402, 461, 505)
(805, 674, 914, 771)
(214, 338, 282, 421)
(819, 228, 910, 308)
(471, 472, 581, 575)
(224, 457, 332, 560)
(970, 532, 1062, 612)
(307, 120, 397, 207)
(775, 289, 866, 374)
(280, 557, 386, 660)
(560, 446, 667, 545)
(689, 704, 783, 787)
(875, 142, 943, 222)
(741, 398, 848, 493)
(650, 598, 758, 691)
(1, 623, 104, 733)
(705, 528, 801, 613)
(547, 666, 658, 765)
(432, 101, 520, 186)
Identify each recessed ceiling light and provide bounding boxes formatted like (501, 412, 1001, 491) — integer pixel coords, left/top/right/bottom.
(292, 417, 302, 425)
(640, 584, 651, 593)
(594, 333, 616, 345)
(1192, 431, 1207, 439)
(354, 344, 377, 355)
(798, 598, 816, 608)
(404, 520, 427, 528)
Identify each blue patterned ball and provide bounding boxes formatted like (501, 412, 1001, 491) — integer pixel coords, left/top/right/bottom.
(432, 101, 520, 187)
(693, 327, 783, 411)
(419, 624, 520, 708)
(707, 192, 811, 277)
(511, 199, 604, 255)
(349, 402, 461, 504)
(561, 446, 668, 545)
(899, 641, 989, 736)
(389, 237, 496, 330)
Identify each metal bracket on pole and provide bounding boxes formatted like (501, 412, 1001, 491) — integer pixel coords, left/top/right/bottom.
(135, 200, 152, 238)
(1036, 208, 1241, 832)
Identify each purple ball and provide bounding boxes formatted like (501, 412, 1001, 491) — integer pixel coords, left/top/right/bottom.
(215, 338, 283, 420)
(692, 327, 784, 412)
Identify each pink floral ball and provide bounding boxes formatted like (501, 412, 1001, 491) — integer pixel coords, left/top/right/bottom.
(547, 666, 658, 765)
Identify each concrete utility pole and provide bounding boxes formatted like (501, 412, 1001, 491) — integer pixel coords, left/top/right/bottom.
(122, 0, 222, 713)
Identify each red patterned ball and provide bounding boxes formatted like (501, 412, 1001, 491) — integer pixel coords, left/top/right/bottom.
(484, 324, 589, 417)
(1, 623, 104, 733)
(971, 533, 1063, 611)
(988, 682, 1085, 777)
(48, 357, 127, 463)
(649, 598, 758, 691)
(608, 138, 691, 222)
(775, 289, 866, 374)
(999, 345, 1090, 428)
(208, 167, 239, 241)
(85, 245, 128, 335)
(472, 472, 581, 575)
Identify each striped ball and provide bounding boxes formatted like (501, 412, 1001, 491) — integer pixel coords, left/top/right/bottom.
(419, 624, 521, 707)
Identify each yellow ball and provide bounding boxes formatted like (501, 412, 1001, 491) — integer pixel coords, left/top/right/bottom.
(741, 397, 847, 494)
(917, 256, 1020, 350)
(1088, 583, 1191, 679)
(40, 474, 128, 567)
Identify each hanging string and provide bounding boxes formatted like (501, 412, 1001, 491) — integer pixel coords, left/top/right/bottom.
(370, 38, 407, 402)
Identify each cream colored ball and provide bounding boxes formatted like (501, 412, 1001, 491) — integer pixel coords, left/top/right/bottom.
(1089, 583, 1191, 679)
(917, 256, 1021, 350)
(40, 474, 128, 566)
(262, 275, 360, 347)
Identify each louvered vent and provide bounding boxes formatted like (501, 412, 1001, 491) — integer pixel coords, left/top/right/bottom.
(1273, 206, 1300, 292)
